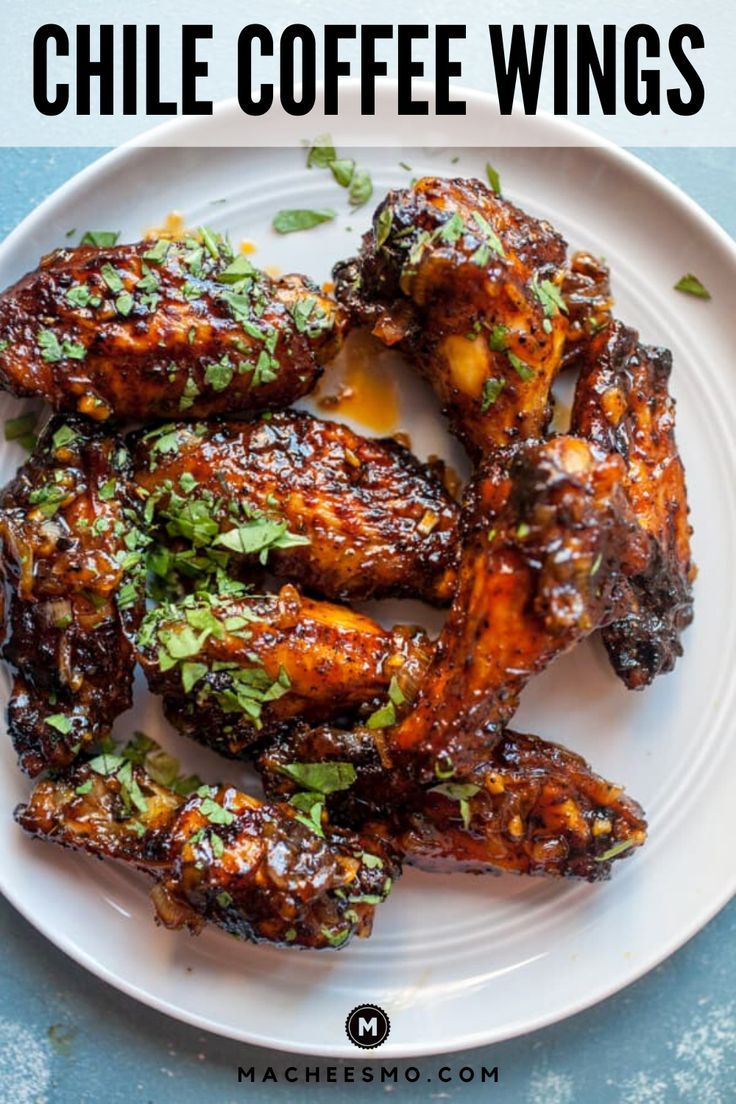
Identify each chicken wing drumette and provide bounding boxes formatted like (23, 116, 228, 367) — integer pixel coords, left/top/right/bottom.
(135, 585, 432, 758)
(571, 320, 694, 687)
(130, 411, 460, 604)
(385, 436, 651, 780)
(15, 754, 396, 949)
(0, 234, 343, 421)
(333, 176, 569, 458)
(0, 417, 147, 774)
(257, 724, 647, 881)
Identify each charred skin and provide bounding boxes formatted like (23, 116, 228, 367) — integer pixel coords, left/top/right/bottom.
(561, 251, 613, 370)
(15, 761, 397, 949)
(388, 436, 651, 780)
(0, 417, 146, 774)
(257, 725, 647, 881)
(333, 177, 569, 459)
(0, 238, 343, 421)
(130, 411, 460, 605)
(571, 321, 694, 688)
(135, 584, 433, 758)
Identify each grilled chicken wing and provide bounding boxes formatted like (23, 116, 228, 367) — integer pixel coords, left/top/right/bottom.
(571, 321, 694, 687)
(130, 411, 460, 604)
(0, 417, 147, 774)
(333, 177, 569, 458)
(135, 584, 432, 758)
(15, 757, 396, 949)
(0, 235, 342, 421)
(257, 725, 647, 881)
(387, 436, 651, 780)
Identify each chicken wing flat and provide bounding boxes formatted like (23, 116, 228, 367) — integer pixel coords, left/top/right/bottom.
(15, 754, 396, 949)
(571, 320, 694, 688)
(388, 436, 651, 780)
(333, 176, 569, 458)
(135, 585, 432, 758)
(0, 417, 147, 775)
(130, 411, 459, 604)
(257, 725, 646, 881)
(0, 234, 342, 421)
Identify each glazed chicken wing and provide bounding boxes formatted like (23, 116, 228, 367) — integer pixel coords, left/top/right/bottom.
(333, 177, 569, 458)
(0, 417, 147, 774)
(15, 755, 396, 949)
(387, 436, 651, 780)
(0, 235, 342, 421)
(560, 251, 613, 370)
(130, 411, 460, 604)
(135, 584, 432, 758)
(257, 724, 646, 881)
(571, 320, 694, 687)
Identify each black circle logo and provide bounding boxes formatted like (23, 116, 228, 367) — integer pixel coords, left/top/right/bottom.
(345, 1004, 391, 1049)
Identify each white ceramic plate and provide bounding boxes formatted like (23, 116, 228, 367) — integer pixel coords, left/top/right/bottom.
(1, 85, 735, 1059)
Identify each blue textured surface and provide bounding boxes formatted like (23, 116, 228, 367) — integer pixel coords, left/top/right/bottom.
(1, 147, 735, 1104)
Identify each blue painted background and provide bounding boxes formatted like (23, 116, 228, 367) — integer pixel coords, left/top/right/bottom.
(0, 147, 735, 1104)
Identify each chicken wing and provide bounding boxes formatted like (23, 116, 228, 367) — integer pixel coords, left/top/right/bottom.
(0, 235, 342, 421)
(571, 320, 694, 687)
(257, 725, 647, 881)
(0, 417, 147, 774)
(135, 584, 432, 758)
(15, 753, 397, 949)
(333, 176, 569, 458)
(387, 436, 651, 779)
(130, 411, 460, 604)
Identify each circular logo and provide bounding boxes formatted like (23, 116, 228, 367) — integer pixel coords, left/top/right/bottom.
(345, 1004, 391, 1049)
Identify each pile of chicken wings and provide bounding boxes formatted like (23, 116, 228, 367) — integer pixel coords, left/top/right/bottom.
(0, 176, 694, 951)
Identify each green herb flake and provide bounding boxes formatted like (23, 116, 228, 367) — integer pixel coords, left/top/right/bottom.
(75, 779, 93, 795)
(279, 761, 357, 795)
(272, 209, 337, 234)
(216, 890, 233, 909)
(80, 230, 119, 247)
(388, 676, 406, 707)
(530, 274, 568, 317)
(216, 255, 257, 284)
(430, 782, 481, 830)
(481, 377, 506, 412)
(204, 356, 234, 392)
(45, 713, 73, 735)
(348, 169, 373, 209)
(100, 263, 124, 294)
(674, 273, 711, 300)
(330, 159, 355, 188)
(198, 796, 235, 826)
(374, 207, 393, 250)
(115, 292, 134, 316)
(306, 134, 336, 169)
(595, 838, 636, 862)
(366, 700, 396, 730)
(485, 162, 501, 193)
(508, 352, 535, 381)
(142, 239, 171, 265)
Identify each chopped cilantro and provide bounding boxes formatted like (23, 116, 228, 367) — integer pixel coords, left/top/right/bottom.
(46, 713, 72, 735)
(272, 209, 336, 234)
(674, 273, 711, 300)
(80, 230, 119, 247)
(485, 162, 501, 193)
(481, 377, 506, 411)
(278, 761, 357, 794)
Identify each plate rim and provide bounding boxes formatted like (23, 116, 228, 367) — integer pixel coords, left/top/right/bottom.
(1, 79, 735, 1058)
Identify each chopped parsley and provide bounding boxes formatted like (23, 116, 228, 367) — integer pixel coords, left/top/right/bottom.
(272, 209, 337, 234)
(429, 782, 481, 830)
(37, 330, 86, 363)
(45, 713, 73, 735)
(595, 838, 636, 862)
(481, 377, 506, 411)
(530, 274, 568, 317)
(80, 230, 119, 247)
(277, 761, 357, 794)
(674, 273, 711, 300)
(485, 162, 501, 193)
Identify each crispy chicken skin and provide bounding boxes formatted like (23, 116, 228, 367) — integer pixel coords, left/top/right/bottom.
(333, 177, 569, 458)
(15, 759, 396, 949)
(257, 725, 647, 881)
(135, 585, 433, 758)
(0, 237, 343, 421)
(130, 411, 460, 605)
(0, 417, 146, 775)
(561, 251, 613, 370)
(389, 436, 651, 779)
(571, 321, 694, 688)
